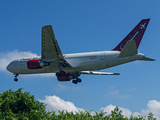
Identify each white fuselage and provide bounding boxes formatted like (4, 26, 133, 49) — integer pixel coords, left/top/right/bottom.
(6, 51, 144, 75)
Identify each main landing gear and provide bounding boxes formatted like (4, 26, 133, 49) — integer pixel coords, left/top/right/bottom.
(56, 71, 66, 77)
(14, 74, 19, 82)
(72, 78, 82, 84)
(56, 71, 82, 84)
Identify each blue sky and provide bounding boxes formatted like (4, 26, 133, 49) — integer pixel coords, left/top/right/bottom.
(0, 0, 160, 118)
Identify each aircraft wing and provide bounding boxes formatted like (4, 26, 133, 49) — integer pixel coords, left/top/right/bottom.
(41, 25, 72, 67)
(81, 71, 122, 75)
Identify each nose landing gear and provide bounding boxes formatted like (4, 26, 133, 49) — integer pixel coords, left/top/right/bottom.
(14, 74, 19, 82)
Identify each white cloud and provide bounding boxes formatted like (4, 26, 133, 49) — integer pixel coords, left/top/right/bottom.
(106, 86, 133, 100)
(39, 95, 159, 119)
(101, 104, 133, 118)
(39, 95, 140, 118)
(39, 95, 84, 114)
(38, 95, 137, 117)
(101, 101, 160, 119)
(141, 100, 160, 120)
(105, 90, 131, 99)
(128, 87, 136, 92)
(55, 84, 83, 92)
(101, 102, 159, 119)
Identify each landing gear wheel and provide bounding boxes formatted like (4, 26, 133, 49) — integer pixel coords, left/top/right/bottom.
(13, 73, 19, 82)
(76, 78, 82, 83)
(72, 80, 77, 84)
(56, 72, 61, 77)
(78, 79, 82, 83)
(56, 71, 66, 77)
(14, 78, 18, 82)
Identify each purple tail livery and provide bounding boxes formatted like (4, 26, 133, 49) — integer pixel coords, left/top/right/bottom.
(112, 19, 150, 51)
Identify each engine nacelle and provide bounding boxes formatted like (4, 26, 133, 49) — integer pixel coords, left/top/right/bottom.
(27, 60, 50, 69)
(57, 73, 73, 82)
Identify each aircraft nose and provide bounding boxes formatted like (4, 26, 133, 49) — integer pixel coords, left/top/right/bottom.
(6, 64, 10, 71)
(6, 63, 12, 72)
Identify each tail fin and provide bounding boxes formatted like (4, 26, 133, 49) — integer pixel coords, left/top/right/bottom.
(112, 19, 150, 51)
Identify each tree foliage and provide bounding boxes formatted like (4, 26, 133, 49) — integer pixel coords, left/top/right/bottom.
(0, 88, 157, 120)
(0, 88, 49, 120)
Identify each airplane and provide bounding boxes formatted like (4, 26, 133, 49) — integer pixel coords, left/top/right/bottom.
(6, 18, 155, 84)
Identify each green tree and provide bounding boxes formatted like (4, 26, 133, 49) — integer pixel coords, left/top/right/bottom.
(0, 88, 49, 120)
(148, 112, 156, 120)
(0, 88, 158, 120)
(109, 106, 127, 120)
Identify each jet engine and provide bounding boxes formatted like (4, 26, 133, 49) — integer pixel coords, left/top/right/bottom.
(57, 73, 73, 81)
(27, 60, 50, 69)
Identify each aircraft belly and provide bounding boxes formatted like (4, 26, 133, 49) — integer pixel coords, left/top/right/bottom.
(106, 56, 137, 68)
(67, 59, 105, 71)
(18, 67, 56, 74)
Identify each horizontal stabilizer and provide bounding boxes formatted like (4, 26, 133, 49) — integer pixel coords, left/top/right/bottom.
(81, 71, 123, 75)
(139, 56, 155, 61)
(117, 40, 138, 58)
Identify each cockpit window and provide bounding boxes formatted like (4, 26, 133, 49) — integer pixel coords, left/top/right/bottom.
(14, 61, 18, 66)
